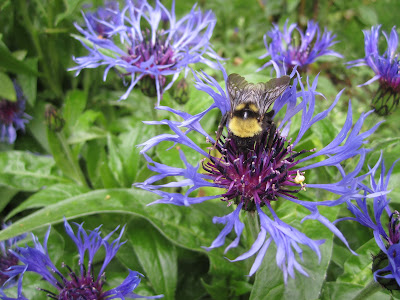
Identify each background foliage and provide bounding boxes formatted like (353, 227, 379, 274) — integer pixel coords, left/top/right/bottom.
(1, 0, 400, 299)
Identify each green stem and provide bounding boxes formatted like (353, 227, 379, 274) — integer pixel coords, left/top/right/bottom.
(242, 211, 260, 272)
(56, 131, 88, 188)
(149, 97, 160, 135)
(18, 0, 62, 97)
(246, 211, 260, 248)
(352, 280, 381, 300)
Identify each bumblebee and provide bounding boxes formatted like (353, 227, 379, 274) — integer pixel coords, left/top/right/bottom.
(215, 74, 290, 150)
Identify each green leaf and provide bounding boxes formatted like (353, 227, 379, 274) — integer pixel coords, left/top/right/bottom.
(28, 101, 50, 153)
(17, 57, 38, 106)
(100, 159, 120, 188)
(106, 134, 125, 187)
(47, 129, 87, 186)
(0, 72, 16, 101)
(126, 218, 177, 299)
(202, 277, 252, 300)
(357, 6, 378, 26)
(0, 151, 70, 191)
(321, 282, 390, 300)
(6, 183, 90, 220)
(68, 126, 108, 144)
(0, 189, 229, 253)
(12, 50, 27, 61)
(67, 110, 107, 144)
(119, 123, 156, 183)
(337, 238, 379, 284)
(0, 186, 17, 213)
(63, 90, 87, 129)
(250, 204, 337, 300)
(0, 44, 39, 76)
(85, 140, 106, 188)
(55, 0, 85, 25)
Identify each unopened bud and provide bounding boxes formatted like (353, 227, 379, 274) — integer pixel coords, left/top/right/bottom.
(173, 78, 189, 104)
(140, 76, 160, 98)
(45, 104, 65, 132)
(372, 250, 400, 291)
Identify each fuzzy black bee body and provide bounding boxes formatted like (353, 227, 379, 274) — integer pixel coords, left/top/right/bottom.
(215, 74, 290, 151)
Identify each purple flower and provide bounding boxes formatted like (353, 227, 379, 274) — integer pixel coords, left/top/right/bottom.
(337, 157, 400, 290)
(347, 25, 400, 115)
(0, 225, 26, 287)
(70, 0, 221, 104)
(258, 20, 342, 74)
(0, 82, 30, 144)
(83, 1, 121, 39)
(135, 64, 380, 282)
(0, 219, 162, 299)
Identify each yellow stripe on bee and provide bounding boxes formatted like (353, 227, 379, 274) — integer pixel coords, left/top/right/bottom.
(234, 103, 259, 113)
(229, 117, 262, 138)
(248, 104, 259, 113)
(236, 103, 246, 110)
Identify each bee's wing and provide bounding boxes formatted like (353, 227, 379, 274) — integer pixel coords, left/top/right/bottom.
(227, 73, 250, 111)
(260, 75, 290, 115)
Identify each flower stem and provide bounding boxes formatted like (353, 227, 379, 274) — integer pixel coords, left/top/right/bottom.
(18, 0, 62, 98)
(57, 131, 88, 187)
(47, 127, 88, 188)
(149, 96, 160, 135)
(246, 211, 260, 248)
(242, 211, 260, 272)
(352, 280, 381, 300)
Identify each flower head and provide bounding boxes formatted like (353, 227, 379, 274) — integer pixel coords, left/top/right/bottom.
(135, 64, 380, 282)
(0, 225, 26, 287)
(337, 157, 400, 290)
(0, 82, 30, 144)
(0, 218, 162, 299)
(258, 20, 342, 74)
(71, 0, 220, 104)
(203, 125, 311, 211)
(347, 25, 400, 115)
(84, 1, 121, 39)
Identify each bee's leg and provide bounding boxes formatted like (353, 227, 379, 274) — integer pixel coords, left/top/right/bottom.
(214, 113, 228, 147)
(267, 122, 276, 151)
(264, 110, 275, 123)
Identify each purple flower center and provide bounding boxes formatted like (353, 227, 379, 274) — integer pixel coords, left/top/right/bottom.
(44, 264, 105, 300)
(0, 100, 20, 125)
(0, 252, 18, 285)
(122, 30, 176, 91)
(203, 128, 308, 211)
(288, 45, 311, 70)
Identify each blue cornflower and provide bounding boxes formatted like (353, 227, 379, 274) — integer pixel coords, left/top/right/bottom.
(347, 25, 400, 115)
(0, 225, 26, 287)
(258, 20, 342, 74)
(135, 64, 380, 282)
(70, 0, 220, 104)
(0, 219, 162, 299)
(83, 1, 121, 39)
(337, 157, 400, 290)
(0, 81, 30, 144)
